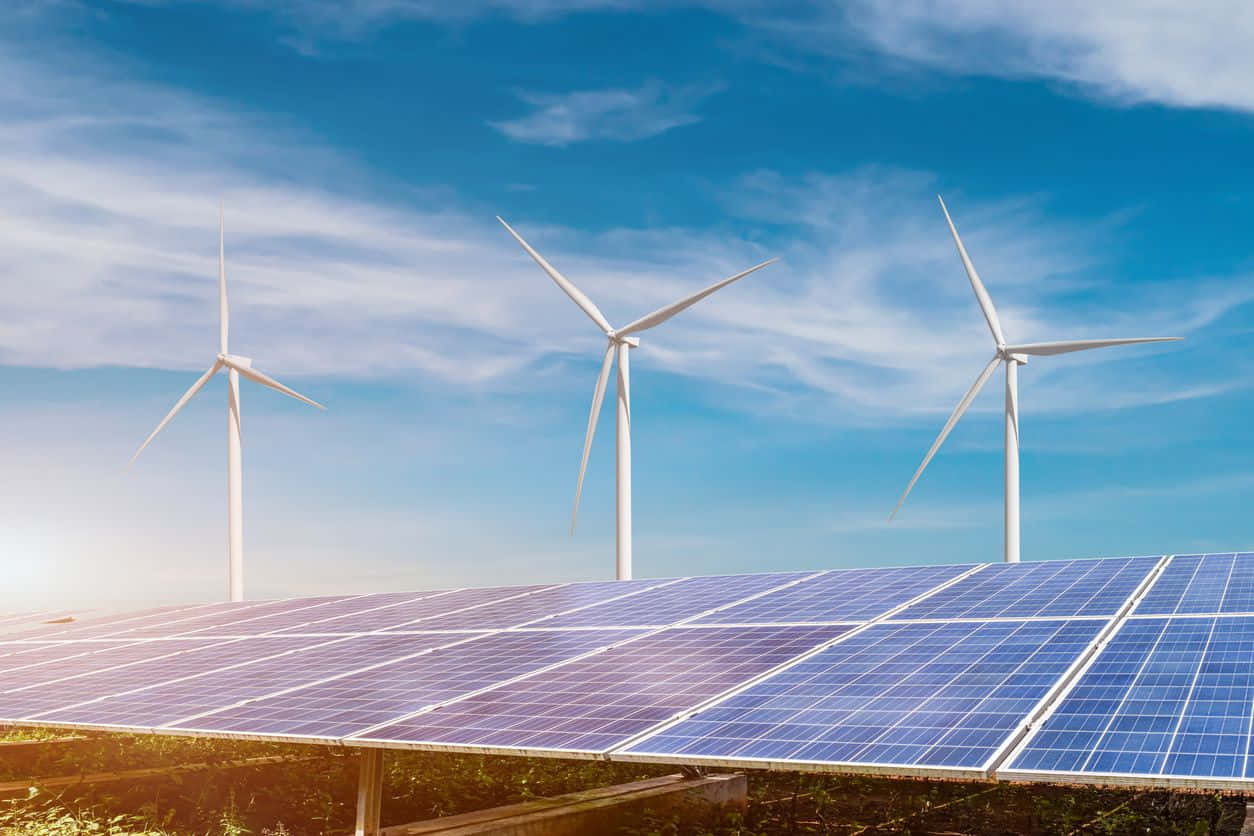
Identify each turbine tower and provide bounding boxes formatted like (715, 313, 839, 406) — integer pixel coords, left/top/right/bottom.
(130, 209, 326, 601)
(890, 195, 1180, 563)
(499, 217, 775, 580)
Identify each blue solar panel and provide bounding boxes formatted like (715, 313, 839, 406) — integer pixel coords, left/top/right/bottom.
(396, 580, 668, 631)
(693, 565, 972, 625)
(5, 603, 221, 640)
(1134, 553, 1254, 616)
(122, 596, 357, 637)
(542, 572, 815, 628)
(177, 592, 450, 636)
(271, 585, 555, 634)
(890, 557, 1158, 621)
(1004, 616, 1254, 781)
(24, 634, 461, 728)
(0, 640, 234, 690)
(0, 642, 80, 664)
(174, 629, 643, 739)
(623, 619, 1104, 771)
(357, 625, 850, 752)
(0, 638, 314, 721)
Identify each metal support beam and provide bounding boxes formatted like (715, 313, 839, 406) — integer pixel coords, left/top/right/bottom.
(355, 747, 384, 836)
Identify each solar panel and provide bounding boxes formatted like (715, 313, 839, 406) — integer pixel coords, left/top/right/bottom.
(356, 625, 851, 754)
(0, 640, 198, 676)
(12, 554, 1254, 792)
(1133, 553, 1254, 616)
(119, 596, 358, 638)
(171, 629, 643, 740)
(620, 619, 1105, 775)
(269, 584, 556, 635)
(692, 564, 975, 625)
(0, 638, 314, 720)
(174, 591, 451, 637)
(1002, 615, 1254, 786)
(25, 634, 468, 729)
(4, 603, 219, 640)
(890, 557, 1159, 621)
(401, 579, 671, 631)
(541, 572, 817, 628)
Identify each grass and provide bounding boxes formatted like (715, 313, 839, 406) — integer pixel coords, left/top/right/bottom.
(0, 729, 1246, 834)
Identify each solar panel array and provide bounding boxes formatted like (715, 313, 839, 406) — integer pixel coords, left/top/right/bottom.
(10, 554, 1254, 790)
(1002, 552, 1254, 789)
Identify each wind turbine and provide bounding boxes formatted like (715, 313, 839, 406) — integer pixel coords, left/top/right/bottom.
(130, 209, 326, 601)
(890, 196, 1180, 563)
(498, 217, 776, 580)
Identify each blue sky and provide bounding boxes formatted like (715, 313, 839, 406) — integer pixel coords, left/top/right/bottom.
(3, 0, 1253, 610)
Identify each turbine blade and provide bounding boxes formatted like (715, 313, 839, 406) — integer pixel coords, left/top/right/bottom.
(889, 354, 1002, 521)
(226, 361, 326, 410)
(617, 258, 778, 338)
(938, 195, 1005, 346)
(1003, 337, 1182, 357)
(497, 217, 613, 335)
(129, 360, 223, 465)
(572, 344, 616, 533)
(219, 205, 229, 355)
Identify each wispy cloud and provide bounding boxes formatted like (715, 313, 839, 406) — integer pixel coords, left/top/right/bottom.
(744, 0, 1254, 114)
(0, 37, 1238, 423)
(232, 0, 1254, 115)
(489, 81, 721, 146)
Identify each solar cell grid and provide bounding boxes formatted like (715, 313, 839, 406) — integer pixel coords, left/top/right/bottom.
(623, 619, 1105, 772)
(890, 557, 1158, 621)
(0, 638, 307, 720)
(410, 579, 669, 631)
(182, 591, 451, 637)
(3, 603, 217, 640)
(0, 641, 83, 664)
(0, 640, 171, 674)
(693, 564, 973, 625)
(359, 624, 851, 753)
(541, 572, 816, 628)
(122, 596, 356, 637)
(175, 629, 643, 739)
(26, 634, 455, 729)
(277, 585, 554, 635)
(1004, 615, 1254, 782)
(1134, 553, 1254, 616)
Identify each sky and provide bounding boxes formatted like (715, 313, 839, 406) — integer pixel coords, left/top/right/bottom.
(2, 0, 1253, 610)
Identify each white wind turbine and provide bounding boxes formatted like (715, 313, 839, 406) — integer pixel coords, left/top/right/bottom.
(499, 217, 776, 580)
(130, 209, 326, 601)
(890, 196, 1181, 563)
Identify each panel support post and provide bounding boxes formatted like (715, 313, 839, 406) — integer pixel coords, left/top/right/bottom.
(355, 747, 383, 836)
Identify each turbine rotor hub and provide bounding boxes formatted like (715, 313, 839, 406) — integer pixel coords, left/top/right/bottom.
(996, 347, 1027, 365)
